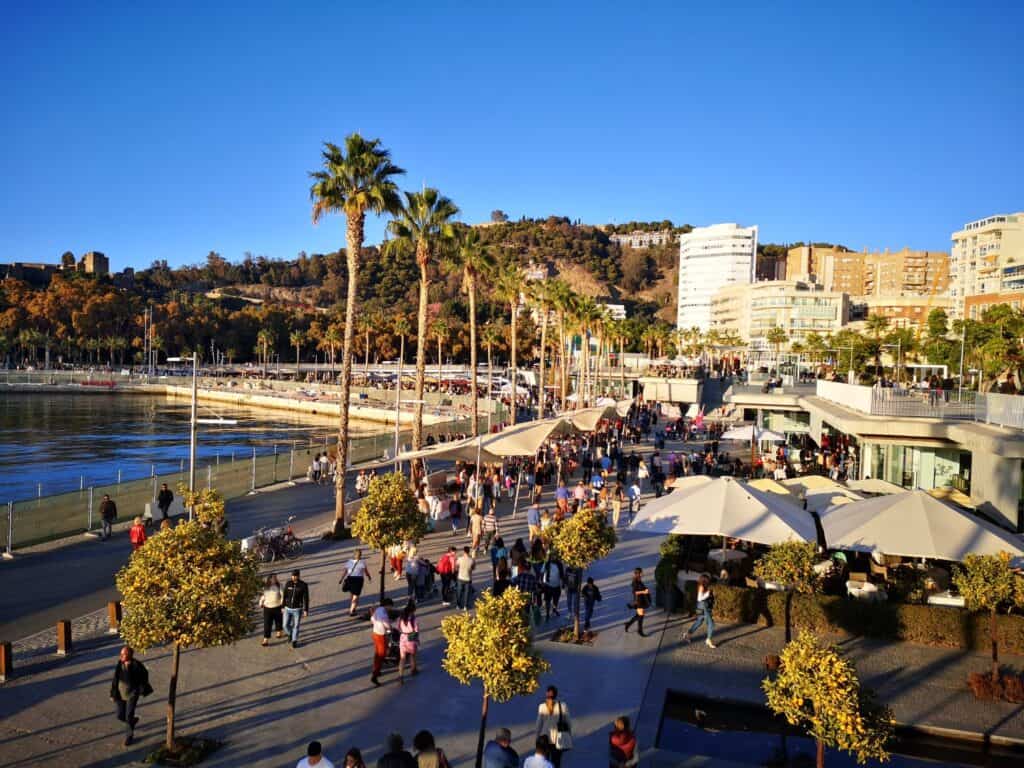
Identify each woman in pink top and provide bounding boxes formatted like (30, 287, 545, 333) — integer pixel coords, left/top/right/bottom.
(398, 600, 420, 684)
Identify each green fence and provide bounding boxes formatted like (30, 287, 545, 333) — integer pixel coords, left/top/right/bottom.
(1, 415, 484, 552)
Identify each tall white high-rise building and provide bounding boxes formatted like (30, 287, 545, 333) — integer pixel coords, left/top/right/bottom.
(677, 222, 758, 331)
(949, 212, 1024, 318)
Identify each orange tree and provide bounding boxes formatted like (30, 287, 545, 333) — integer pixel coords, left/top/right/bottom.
(753, 540, 820, 643)
(548, 509, 617, 639)
(115, 489, 260, 752)
(442, 588, 549, 768)
(764, 633, 893, 768)
(953, 552, 1024, 681)
(350, 471, 427, 603)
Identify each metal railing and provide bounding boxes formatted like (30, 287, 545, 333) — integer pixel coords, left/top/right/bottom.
(869, 388, 977, 420)
(975, 392, 1024, 430)
(0, 416, 476, 553)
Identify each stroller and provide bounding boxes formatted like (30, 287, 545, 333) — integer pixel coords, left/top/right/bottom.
(384, 627, 401, 667)
(413, 557, 439, 601)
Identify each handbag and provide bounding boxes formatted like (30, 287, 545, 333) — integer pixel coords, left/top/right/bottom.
(554, 701, 573, 750)
(340, 576, 352, 592)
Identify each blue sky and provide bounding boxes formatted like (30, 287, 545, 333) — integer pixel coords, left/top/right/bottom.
(1, 1, 1021, 271)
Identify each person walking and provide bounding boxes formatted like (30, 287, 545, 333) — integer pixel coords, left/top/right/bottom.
(296, 740, 336, 768)
(455, 546, 475, 610)
(343, 748, 367, 768)
(100, 493, 117, 540)
(683, 574, 716, 648)
(541, 554, 564, 621)
(610, 482, 625, 527)
(377, 732, 416, 768)
(282, 569, 310, 649)
(436, 546, 457, 607)
(469, 504, 484, 553)
(448, 494, 463, 535)
(129, 516, 147, 552)
(370, 598, 394, 687)
(109, 646, 152, 747)
(527, 502, 541, 543)
(624, 567, 651, 637)
(156, 482, 174, 525)
(564, 565, 582, 624)
(397, 601, 420, 684)
(523, 737, 554, 768)
(482, 727, 519, 768)
(259, 574, 284, 646)
(609, 716, 638, 768)
(412, 730, 449, 767)
(404, 547, 421, 600)
(536, 685, 572, 768)
(482, 505, 499, 550)
(582, 576, 603, 631)
(340, 549, 371, 616)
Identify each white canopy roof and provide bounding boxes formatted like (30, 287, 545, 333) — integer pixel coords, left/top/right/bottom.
(844, 478, 908, 496)
(630, 476, 817, 544)
(720, 424, 786, 443)
(820, 489, 1024, 563)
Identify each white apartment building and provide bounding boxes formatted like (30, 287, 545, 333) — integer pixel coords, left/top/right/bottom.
(710, 281, 848, 348)
(949, 212, 1024, 318)
(677, 223, 757, 331)
(609, 230, 675, 248)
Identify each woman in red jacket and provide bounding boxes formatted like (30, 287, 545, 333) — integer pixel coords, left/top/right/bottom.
(609, 715, 637, 767)
(129, 516, 147, 552)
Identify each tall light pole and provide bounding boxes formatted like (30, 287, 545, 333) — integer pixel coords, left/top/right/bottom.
(168, 354, 198, 518)
(958, 321, 967, 398)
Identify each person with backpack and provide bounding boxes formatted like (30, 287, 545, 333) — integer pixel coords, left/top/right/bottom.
(624, 567, 650, 637)
(109, 646, 153, 747)
(541, 554, 565, 621)
(436, 546, 457, 607)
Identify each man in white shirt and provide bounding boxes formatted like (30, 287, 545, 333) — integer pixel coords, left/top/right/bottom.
(370, 598, 393, 687)
(456, 546, 475, 610)
(296, 740, 334, 768)
(628, 481, 641, 521)
(522, 736, 554, 768)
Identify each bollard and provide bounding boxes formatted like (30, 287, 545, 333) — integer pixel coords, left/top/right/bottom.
(250, 447, 256, 491)
(0, 641, 11, 682)
(107, 602, 122, 634)
(207, 464, 212, 489)
(117, 468, 122, 485)
(87, 488, 94, 532)
(56, 620, 72, 656)
(4, 501, 12, 558)
(288, 444, 295, 481)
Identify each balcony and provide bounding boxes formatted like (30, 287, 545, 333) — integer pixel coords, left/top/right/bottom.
(814, 380, 994, 422)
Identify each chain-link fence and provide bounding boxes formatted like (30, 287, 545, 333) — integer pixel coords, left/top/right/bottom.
(1, 415, 480, 553)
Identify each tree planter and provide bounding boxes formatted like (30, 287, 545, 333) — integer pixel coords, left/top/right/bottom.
(145, 737, 223, 766)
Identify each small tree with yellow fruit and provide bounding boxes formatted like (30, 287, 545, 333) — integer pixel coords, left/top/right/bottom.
(548, 508, 617, 639)
(350, 471, 427, 603)
(953, 551, 1024, 682)
(753, 540, 820, 643)
(764, 633, 893, 768)
(442, 588, 549, 768)
(116, 489, 261, 753)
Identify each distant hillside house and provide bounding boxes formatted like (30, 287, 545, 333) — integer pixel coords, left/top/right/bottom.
(601, 303, 627, 320)
(610, 230, 675, 249)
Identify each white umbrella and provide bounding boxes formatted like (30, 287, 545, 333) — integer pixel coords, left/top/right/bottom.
(821, 489, 1024, 563)
(630, 476, 817, 544)
(720, 424, 786, 443)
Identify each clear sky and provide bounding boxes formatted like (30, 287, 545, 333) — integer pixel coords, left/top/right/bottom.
(1, 1, 1021, 271)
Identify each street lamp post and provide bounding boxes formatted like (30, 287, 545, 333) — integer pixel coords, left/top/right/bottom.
(168, 354, 199, 518)
(958, 322, 967, 398)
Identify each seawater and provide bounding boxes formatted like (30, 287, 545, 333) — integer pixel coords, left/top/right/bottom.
(0, 392, 382, 503)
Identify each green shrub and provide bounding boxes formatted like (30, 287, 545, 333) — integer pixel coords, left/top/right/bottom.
(702, 584, 1024, 655)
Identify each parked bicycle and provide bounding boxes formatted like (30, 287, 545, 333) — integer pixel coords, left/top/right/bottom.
(250, 516, 303, 563)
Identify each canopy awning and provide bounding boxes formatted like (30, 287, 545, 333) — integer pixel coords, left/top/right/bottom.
(820, 489, 1024, 563)
(630, 476, 817, 544)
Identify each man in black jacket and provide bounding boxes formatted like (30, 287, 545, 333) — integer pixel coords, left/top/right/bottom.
(377, 732, 416, 768)
(282, 569, 310, 649)
(156, 483, 174, 525)
(110, 646, 152, 747)
(100, 494, 117, 540)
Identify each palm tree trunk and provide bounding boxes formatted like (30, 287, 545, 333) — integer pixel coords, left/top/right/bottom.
(437, 337, 443, 398)
(413, 251, 429, 449)
(558, 313, 567, 409)
(469, 278, 479, 436)
(620, 336, 626, 397)
(364, 329, 370, 383)
(335, 213, 364, 534)
(509, 300, 518, 425)
(538, 309, 547, 421)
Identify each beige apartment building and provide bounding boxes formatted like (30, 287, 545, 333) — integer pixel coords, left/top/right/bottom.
(853, 295, 954, 332)
(786, 245, 949, 298)
(949, 212, 1024, 318)
(711, 281, 848, 349)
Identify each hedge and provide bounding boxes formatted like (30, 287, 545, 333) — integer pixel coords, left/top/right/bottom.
(657, 556, 1024, 656)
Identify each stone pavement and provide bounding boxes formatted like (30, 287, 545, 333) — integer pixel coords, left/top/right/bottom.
(4, 439, 1024, 767)
(0, 478, 666, 767)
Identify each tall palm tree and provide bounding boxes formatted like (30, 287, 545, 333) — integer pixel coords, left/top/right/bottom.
(430, 316, 450, 395)
(528, 280, 554, 420)
(548, 281, 576, 410)
(865, 313, 890, 377)
(571, 295, 602, 408)
(386, 188, 459, 449)
(480, 321, 503, 425)
(444, 229, 494, 436)
(256, 328, 274, 376)
(321, 323, 342, 370)
(310, 134, 404, 533)
(290, 330, 305, 373)
(492, 258, 525, 424)
(357, 315, 375, 382)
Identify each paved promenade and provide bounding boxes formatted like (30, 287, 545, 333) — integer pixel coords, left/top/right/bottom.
(3, 445, 1024, 766)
